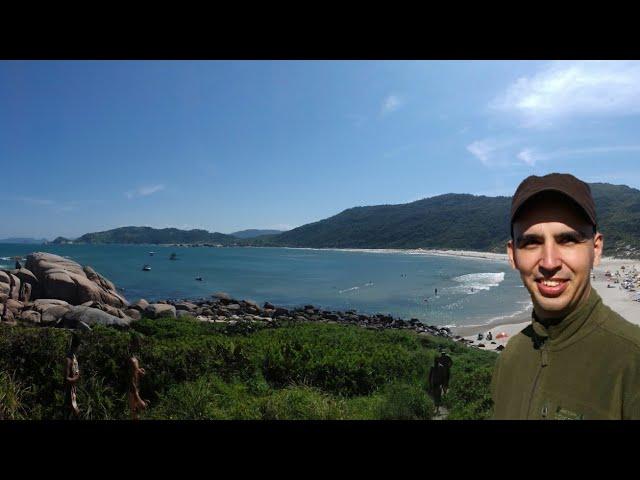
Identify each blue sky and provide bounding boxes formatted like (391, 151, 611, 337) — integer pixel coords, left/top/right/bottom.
(2, 60, 640, 239)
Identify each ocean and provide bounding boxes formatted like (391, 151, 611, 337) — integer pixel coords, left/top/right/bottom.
(0, 244, 532, 327)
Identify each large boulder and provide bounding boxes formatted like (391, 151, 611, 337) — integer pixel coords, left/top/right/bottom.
(33, 298, 70, 308)
(130, 299, 149, 312)
(40, 305, 73, 325)
(174, 301, 198, 312)
(25, 252, 128, 308)
(62, 306, 131, 329)
(0, 271, 21, 300)
(5, 299, 24, 315)
(19, 310, 41, 324)
(145, 303, 176, 319)
(13, 268, 39, 296)
(124, 308, 142, 321)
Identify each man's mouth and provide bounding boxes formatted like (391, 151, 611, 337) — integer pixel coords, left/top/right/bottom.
(535, 278, 569, 297)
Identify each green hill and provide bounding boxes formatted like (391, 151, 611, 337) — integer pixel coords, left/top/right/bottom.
(61, 183, 640, 258)
(74, 226, 238, 245)
(249, 183, 640, 258)
(230, 229, 285, 239)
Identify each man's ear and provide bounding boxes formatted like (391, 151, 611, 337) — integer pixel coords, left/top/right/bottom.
(593, 232, 604, 267)
(507, 239, 517, 270)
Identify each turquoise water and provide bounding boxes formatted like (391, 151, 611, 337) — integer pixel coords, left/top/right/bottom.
(0, 244, 532, 327)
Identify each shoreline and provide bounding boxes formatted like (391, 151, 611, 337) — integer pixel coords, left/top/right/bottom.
(4, 246, 639, 348)
(451, 257, 640, 350)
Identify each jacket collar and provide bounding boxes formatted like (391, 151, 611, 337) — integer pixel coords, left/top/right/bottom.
(530, 287, 603, 348)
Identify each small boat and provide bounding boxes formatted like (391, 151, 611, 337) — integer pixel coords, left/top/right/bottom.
(195, 277, 203, 281)
(142, 265, 151, 271)
(148, 252, 155, 256)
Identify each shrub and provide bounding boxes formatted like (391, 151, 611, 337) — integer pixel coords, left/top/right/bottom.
(253, 323, 432, 397)
(377, 382, 435, 420)
(0, 370, 31, 420)
(259, 385, 346, 420)
(148, 375, 262, 420)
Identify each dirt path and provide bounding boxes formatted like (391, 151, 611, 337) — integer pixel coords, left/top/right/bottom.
(433, 406, 449, 420)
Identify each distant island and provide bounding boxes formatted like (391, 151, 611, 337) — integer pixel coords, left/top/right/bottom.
(49, 182, 640, 258)
(0, 237, 48, 244)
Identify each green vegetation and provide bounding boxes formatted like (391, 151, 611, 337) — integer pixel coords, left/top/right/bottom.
(248, 183, 640, 258)
(0, 318, 498, 420)
(58, 183, 640, 258)
(67, 226, 238, 245)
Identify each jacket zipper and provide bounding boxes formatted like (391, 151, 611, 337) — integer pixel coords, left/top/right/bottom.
(526, 346, 547, 419)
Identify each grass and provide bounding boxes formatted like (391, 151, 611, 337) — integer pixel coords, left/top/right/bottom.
(0, 316, 498, 420)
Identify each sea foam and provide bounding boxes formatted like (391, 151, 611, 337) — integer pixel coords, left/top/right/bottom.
(451, 272, 505, 294)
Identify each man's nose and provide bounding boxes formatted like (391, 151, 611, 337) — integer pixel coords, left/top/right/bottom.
(539, 241, 562, 274)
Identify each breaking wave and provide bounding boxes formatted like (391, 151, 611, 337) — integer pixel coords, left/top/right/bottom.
(451, 272, 505, 295)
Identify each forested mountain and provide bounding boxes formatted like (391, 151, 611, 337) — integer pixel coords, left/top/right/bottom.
(71, 227, 238, 245)
(57, 183, 640, 258)
(230, 229, 285, 239)
(248, 183, 640, 258)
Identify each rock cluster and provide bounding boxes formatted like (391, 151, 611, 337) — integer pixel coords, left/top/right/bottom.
(1, 252, 131, 329)
(144, 291, 455, 338)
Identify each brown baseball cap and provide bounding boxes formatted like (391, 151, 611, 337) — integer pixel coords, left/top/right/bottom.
(510, 173, 597, 236)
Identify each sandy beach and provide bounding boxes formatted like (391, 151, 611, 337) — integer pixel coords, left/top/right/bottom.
(444, 254, 640, 351)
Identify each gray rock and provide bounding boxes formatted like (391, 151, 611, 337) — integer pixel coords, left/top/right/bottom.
(25, 252, 128, 307)
(33, 298, 70, 307)
(145, 303, 177, 319)
(130, 298, 149, 312)
(243, 299, 260, 309)
(63, 305, 131, 329)
(19, 310, 41, 324)
(124, 308, 142, 321)
(213, 292, 232, 303)
(175, 302, 198, 312)
(41, 305, 73, 325)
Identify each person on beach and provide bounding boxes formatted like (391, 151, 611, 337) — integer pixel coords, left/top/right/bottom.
(492, 173, 640, 420)
(128, 333, 149, 420)
(63, 332, 81, 420)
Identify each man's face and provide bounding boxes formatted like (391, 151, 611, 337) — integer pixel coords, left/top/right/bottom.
(507, 194, 603, 321)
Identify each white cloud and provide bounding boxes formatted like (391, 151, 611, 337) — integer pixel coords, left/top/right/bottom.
(381, 94, 403, 115)
(492, 61, 640, 127)
(126, 184, 165, 199)
(467, 138, 519, 167)
(517, 145, 640, 165)
(517, 149, 537, 166)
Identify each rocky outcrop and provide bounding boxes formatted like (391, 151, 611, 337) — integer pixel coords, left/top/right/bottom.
(19, 310, 41, 324)
(25, 252, 128, 308)
(62, 306, 131, 329)
(145, 303, 176, 319)
(0, 270, 21, 300)
(130, 298, 149, 312)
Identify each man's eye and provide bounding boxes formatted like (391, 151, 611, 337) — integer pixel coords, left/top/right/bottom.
(519, 239, 540, 248)
(558, 236, 579, 244)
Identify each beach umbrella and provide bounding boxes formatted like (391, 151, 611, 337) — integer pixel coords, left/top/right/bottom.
(495, 332, 509, 339)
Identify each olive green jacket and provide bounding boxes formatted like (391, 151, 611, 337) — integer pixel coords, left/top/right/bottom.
(491, 289, 640, 420)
